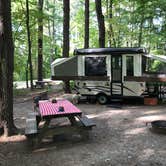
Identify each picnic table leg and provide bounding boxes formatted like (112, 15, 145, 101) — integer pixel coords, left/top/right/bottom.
(68, 116, 77, 126)
(27, 134, 38, 149)
(36, 115, 41, 126)
(36, 119, 51, 146)
(81, 130, 90, 140)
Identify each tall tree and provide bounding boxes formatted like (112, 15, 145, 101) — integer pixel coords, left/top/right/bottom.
(107, 0, 116, 47)
(84, 0, 89, 48)
(0, 0, 16, 136)
(26, 0, 33, 89)
(95, 0, 105, 47)
(138, 0, 145, 47)
(46, 0, 56, 65)
(63, 0, 70, 93)
(38, 0, 44, 81)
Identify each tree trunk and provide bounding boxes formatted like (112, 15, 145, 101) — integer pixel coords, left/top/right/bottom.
(38, 0, 44, 81)
(95, 0, 105, 48)
(147, 17, 153, 52)
(0, 65, 2, 134)
(116, 7, 122, 47)
(0, 0, 17, 136)
(107, 0, 116, 47)
(130, 23, 134, 47)
(84, 0, 89, 48)
(63, 0, 70, 93)
(117, 29, 121, 47)
(138, 1, 145, 47)
(26, 0, 33, 90)
(130, 1, 135, 47)
(47, 0, 55, 65)
(25, 60, 29, 88)
(138, 17, 144, 47)
(0, 66, 2, 99)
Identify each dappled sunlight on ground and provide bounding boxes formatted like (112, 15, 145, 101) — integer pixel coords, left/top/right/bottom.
(136, 114, 166, 122)
(87, 109, 131, 120)
(0, 135, 26, 143)
(143, 109, 164, 115)
(138, 148, 155, 160)
(124, 127, 146, 136)
(2, 101, 164, 166)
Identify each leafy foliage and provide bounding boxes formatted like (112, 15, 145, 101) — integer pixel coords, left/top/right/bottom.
(12, 0, 166, 81)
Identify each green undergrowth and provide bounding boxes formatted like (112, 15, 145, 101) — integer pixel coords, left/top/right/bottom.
(13, 88, 49, 97)
(13, 87, 64, 99)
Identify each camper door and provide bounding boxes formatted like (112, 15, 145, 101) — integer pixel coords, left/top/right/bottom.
(111, 55, 123, 96)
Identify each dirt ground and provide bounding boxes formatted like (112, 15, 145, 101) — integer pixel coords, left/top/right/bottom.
(0, 95, 166, 166)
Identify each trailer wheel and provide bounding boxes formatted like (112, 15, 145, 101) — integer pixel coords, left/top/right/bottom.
(97, 94, 108, 104)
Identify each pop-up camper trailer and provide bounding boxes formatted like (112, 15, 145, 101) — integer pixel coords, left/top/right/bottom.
(51, 47, 166, 104)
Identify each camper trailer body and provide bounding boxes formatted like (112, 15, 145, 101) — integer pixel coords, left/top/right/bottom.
(51, 48, 147, 103)
(75, 52, 145, 97)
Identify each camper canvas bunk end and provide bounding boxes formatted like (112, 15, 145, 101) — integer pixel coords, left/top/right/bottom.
(51, 47, 147, 104)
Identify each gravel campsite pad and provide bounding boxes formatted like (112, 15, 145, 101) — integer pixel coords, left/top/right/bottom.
(0, 99, 166, 166)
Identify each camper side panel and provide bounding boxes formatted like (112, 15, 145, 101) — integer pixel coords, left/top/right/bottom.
(54, 56, 78, 76)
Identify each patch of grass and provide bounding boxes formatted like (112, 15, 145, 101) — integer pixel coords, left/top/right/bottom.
(13, 88, 50, 97)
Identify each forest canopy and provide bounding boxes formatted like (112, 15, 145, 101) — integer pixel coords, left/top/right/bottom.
(12, 0, 166, 81)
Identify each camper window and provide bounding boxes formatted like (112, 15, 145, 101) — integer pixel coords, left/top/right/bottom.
(126, 56, 134, 76)
(85, 57, 107, 76)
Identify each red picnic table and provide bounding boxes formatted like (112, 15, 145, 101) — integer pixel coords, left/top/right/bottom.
(39, 99, 82, 118)
(25, 99, 95, 147)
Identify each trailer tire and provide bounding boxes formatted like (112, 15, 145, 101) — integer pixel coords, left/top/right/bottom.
(97, 94, 108, 105)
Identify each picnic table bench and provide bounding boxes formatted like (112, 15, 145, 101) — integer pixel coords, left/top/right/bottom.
(35, 80, 52, 88)
(25, 99, 96, 147)
(76, 115, 96, 128)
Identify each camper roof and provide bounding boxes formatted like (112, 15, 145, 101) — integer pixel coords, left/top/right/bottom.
(74, 47, 147, 55)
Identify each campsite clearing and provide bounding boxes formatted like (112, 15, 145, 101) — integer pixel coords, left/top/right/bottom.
(0, 96, 166, 166)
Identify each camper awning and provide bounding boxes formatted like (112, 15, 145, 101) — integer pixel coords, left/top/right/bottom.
(144, 54, 166, 63)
